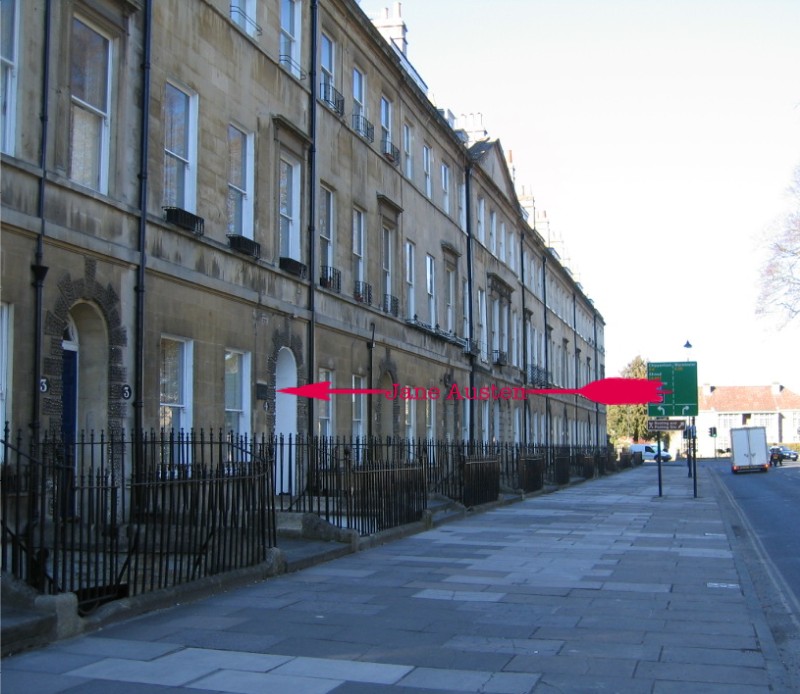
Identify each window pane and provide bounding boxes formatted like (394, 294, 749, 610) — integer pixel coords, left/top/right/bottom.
(69, 104, 102, 188)
(228, 126, 245, 188)
(225, 352, 242, 409)
(164, 84, 189, 157)
(71, 19, 108, 110)
(164, 152, 185, 208)
(1, 0, 15, 61)
(160, 340, 183, 405)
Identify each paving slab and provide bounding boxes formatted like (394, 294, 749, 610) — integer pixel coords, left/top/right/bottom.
(2, 463, 798, 693)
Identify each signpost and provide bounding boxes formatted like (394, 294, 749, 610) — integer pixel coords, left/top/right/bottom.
(647, 361, 699, 497)
(646, 361, 698, 417)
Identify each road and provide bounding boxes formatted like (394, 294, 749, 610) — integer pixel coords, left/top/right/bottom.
(707, 456, 800, 611)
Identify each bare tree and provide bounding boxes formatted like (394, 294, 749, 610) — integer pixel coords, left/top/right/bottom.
(758, 165, 800, 323)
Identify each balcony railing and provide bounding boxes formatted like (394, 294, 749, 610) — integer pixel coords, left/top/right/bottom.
(382, 293, 399, 317)
(279, 54, 307, 80)
(163, 207, 204, 235)
(319, 266, 342, 292)
(227, 234, 261, 259)
(352, 114, 375, 143)
(354, 281, 373, 305)
(320, 82, 344, 116)
(492, 350, 508, 366)
(230, 7, 263, 36)
(381, 138, 400, 164)
(527, 364, 551, 387)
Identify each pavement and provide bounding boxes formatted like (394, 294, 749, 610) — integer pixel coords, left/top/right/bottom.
(2, 461, 799, 693)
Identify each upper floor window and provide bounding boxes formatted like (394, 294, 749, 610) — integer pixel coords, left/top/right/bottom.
(441, 163, 451, 214)
(402, 123, 412, 178)
(279, 153, 302, 260)
(445, 267, 455, 332)
(380, 96, 392, 144)
(320, 33, 334, 89)
(499, 221, 506, 262)
(476, 197, 485, 244)
(164, 82, 198, 211)
(422, 145, 432, 198)
(352, 207, 365, 283)
(227, 125, 254, 238)
(353, 67, 365, 118)
(69, 17, 112, 193)
(319, 185, 335, 269)
(1, 0, 18, 155)
(489, 210, 497, 255)
(426, 254, 436, 326)
(280, 0, 302, 77)
(231, 0, 260, 37)
(405, 240, 415, 319)
(382, 226, 393, 299)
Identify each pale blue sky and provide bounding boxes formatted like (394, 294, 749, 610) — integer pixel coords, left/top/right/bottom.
(360, 0, 800, 389)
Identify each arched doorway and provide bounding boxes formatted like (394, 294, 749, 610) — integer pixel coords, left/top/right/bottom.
(274, 347, 297, 494)
(62, 304, 108, 443)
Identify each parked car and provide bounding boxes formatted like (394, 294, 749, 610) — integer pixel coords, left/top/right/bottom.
(771, 446, 798, 462)
(629, 443, 672, 462)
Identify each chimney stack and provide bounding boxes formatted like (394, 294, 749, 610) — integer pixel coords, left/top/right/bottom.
(372, 3, 408, 57)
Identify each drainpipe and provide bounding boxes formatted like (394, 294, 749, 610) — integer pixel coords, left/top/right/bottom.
(306, 0, 319, 438)
(30, 0, 52, 442)
(464, 163, 475, 441)
(134, 0, 152, 453)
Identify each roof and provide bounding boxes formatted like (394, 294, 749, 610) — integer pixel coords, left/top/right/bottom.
(699, 385, 800, 413)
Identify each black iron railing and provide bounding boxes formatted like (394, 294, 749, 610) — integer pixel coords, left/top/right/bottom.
(320, 266, 342, 292)
(320, 82, 344, 116)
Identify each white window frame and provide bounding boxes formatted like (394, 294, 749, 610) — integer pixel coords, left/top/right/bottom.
(318, 368, 334, 438)
(382, 226, 393, 299)
(352, 374, 365, 440)
(280, 0, 302, 77)
(491, 298, 500, 353)
(422, 145, 432, 198)
(508, 231, 516, 273)
(320, 32, 335, 89)
(445, 267, 455, 333)
(405, 393, 416, 441)
(279, 153, 302, 260)
(458, 182, 466, 231)
(477, 197, 485, 244)
(405, 240, 415, 319)
(353, 67, 365, 118)
(319, 185, 335, 269)
(159, 336, 194, 433)
(461, 278, 469, 339)
(478, 289, 488, 361)
(164, 81, 198, 212)
(441, 163, 450, 214)
(380, 95, 392, 147)
(1, 0, 19, 155)
(224, 349, 251, 437)
(489, 210, 497, 255)
(499, 221, 506, 262)
(227, 124, 255, 238)
(426, 254, 436, 326)
(352, 207, 365, 283)
(231, 0, 259, 37)
(69, 16, 112, 193)
(402, 123, 412, 178)
(425, 398, 436, 441)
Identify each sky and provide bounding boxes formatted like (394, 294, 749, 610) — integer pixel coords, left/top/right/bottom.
(359, 0, 800, 391)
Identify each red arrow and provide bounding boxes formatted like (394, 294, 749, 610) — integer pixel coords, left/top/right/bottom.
(526, 378, 669, 406)
(277, 381, 390, 401)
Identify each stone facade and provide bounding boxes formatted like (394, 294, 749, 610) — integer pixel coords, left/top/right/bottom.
(0, 0, 605, 448)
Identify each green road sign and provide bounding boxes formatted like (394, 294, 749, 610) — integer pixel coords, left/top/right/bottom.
(647, 361, 698, 417)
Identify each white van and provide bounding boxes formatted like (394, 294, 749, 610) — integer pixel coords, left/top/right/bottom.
(628, 443, 671, 462)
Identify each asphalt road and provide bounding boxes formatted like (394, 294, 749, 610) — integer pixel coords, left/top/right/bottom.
(707, 456, 800, 610)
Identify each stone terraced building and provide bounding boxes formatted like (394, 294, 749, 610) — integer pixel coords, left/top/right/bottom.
(0, 0, 606, 452)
